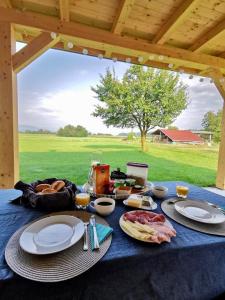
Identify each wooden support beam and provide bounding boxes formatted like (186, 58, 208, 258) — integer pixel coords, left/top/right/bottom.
(59, 0, 69, 22)
(189, 18, 225, 52)
(112, 0, 135, 34)
(2, 8, 225, 71)
(104, 50, 112, 58)
(0, 22, 18, 188)
(0, 0, 12, 8)
(12, 32, 60, 73)
(206, 68, 225, 189)
(152, 0, 198, 44)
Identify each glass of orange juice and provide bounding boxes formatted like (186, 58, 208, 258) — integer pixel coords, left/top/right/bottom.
(176, 186, 189, 198)
(75, 193, 90, 209)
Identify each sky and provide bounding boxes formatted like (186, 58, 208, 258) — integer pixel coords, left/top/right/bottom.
(17, 42, 223, 134)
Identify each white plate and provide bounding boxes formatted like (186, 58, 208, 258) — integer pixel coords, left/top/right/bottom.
(123, 196, 157, 211)
(20, 215, 84, 255)
(174, 200, 225, 224)
(119, 210, 174, 243)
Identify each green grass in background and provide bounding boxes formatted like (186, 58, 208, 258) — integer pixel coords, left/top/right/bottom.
(19, 134, 218, 186)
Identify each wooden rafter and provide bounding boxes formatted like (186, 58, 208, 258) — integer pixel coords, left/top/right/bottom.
(0, 0, 12, 8)
(152, 0, 198, 45)
(189, 18, 225, 52)
(2, 8, 225, 71)
(12, 31, 60, 73)
(112, 0, 135, 34)
(59, 0, 69, 22)
(105, 50, 112, 58)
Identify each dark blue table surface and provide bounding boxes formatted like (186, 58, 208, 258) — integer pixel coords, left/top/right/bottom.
(1, 182, 225, 300)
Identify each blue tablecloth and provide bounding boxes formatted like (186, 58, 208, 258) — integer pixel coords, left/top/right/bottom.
(1, 182, 225, 300)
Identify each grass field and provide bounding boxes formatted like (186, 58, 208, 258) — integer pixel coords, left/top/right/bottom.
(19, 134, 219, 187)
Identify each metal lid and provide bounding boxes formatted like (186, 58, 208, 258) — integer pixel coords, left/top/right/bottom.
(127, 162, 148, 168)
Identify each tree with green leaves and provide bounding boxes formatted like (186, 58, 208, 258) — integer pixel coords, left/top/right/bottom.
(202, 110, 222, 143)
(92, 65, 188, 151)
(57, 124, 88, 137)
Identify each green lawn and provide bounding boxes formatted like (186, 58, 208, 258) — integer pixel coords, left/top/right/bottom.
(19, 134, 219, 187)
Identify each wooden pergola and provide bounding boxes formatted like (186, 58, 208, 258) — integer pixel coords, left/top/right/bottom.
(0, 0, 225, 189)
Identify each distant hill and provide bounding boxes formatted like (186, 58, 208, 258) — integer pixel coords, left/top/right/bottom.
(19, 125, 40, 132)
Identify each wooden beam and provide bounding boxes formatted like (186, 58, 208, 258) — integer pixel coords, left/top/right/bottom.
(2, 8, 225, 71)
(104, 50, 112, 58)
(207, 68, 225, 189)
(0, 22, 18, 188)
(112, 0, 135, 34)
(59, 0, 69, 22)
(12, 31, 60, 73)
(0, 0, 12, 8)
(189, 18, 225, 52)
(152, 0, 198, 44)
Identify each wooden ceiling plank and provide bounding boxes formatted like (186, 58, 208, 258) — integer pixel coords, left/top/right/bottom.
(0, 0, 12, 8)
(112, 0, 135, 34)
(152, 0, 199, 45)
(2, 8, 225, 70)
(59, 0, 70, 22)
(12, 31, 60, 73)
(189, 17, 225, 52)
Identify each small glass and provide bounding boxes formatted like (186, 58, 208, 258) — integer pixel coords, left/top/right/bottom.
(176, 186, 189, 199)
(75, 193, 90, 209)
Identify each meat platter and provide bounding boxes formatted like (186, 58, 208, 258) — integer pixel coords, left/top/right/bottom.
(119, 210, 176, 244)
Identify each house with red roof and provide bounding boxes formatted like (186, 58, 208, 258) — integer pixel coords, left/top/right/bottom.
(152, 129, 204, 144)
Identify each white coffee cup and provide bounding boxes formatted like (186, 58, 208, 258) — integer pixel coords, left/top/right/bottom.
(89, 197, 115, 216)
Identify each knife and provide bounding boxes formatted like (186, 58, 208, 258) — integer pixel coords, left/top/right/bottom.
(90, 215, 100, 249)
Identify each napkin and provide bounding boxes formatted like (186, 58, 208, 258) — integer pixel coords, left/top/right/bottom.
(89, 223, 113, 251)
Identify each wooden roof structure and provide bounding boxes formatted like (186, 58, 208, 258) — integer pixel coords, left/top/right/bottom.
(0, 0, 225, 189)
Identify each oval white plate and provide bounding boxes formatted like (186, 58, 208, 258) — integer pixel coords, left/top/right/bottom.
(119, 210, 174, 243)
(20, 215, 84, 255)
(123, 197, 157, 211)
(174, 200, 225, 224)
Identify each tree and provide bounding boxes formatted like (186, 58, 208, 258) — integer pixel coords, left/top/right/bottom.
(202, 110, 222, 143)
(167, 125, 179, 130)
(92, 65, 188, 150)
(57, 124, 88, 137)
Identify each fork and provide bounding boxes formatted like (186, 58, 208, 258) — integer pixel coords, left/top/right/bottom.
(83, 222, 89, 251)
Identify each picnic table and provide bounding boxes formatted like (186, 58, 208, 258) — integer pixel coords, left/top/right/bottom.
(1, 182, 225, 300)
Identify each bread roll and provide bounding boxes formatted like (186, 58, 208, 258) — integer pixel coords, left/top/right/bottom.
(51, 180, 65, 191)
(42, 188, 57, 194)
(35, 184, 51, 193)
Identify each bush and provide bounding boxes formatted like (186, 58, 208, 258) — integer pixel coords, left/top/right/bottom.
(57, 125, 88, 137)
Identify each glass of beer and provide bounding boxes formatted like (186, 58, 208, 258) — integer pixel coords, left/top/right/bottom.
(75, 193, 90, 209)
(176, 186, 189, 199)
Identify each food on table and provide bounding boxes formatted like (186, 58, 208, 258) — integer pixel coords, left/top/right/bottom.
(126, 162, 149, 185)
(111, 168, 127, 180)
(152, 186, 168, 199)
(125, 178, 136, 186)
(116, 186, 132, 196)
(176, 186, 189, 198)
(35, 184, 51, 192)
(51, 180, 65, 191)
(114, 179, 126, 188)
(121, 211, 176, 243)
(127, 198, 142, 208)
(93, 164, 110, 194)
(133, 185, 144, 190)
(41, 188, 57, 194)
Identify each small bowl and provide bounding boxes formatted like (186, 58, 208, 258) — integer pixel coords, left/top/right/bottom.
(152, 186, 168, 199)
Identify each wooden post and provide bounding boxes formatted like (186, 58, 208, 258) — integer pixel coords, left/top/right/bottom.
(0, 22, 19, 188)
(216, 100, 225, 189)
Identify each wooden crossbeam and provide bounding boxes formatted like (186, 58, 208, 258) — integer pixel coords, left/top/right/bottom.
(12, 31, 60, 73)
(59, 0, 69, 22)
(189, 18, 225, 52)
(2, 8, 225, 71)
(112, 0, 135, 34)
(105, 50, 112, 58)
(152, 0, 198, 44)
(0, 0, 12, 8)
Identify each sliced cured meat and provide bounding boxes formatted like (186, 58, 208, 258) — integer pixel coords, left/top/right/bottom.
(123, 211, 165, 224)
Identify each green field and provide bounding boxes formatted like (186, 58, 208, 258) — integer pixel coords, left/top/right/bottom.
(19, 134, 219, 187)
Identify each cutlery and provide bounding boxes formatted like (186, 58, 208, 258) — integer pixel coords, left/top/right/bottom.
(83, 222, 89, 251)
(168, 198, 185, 205)
(90, 215, 99, 250)
(205, 202, 225, 214)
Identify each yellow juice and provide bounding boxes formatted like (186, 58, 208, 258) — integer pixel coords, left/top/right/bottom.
(76, 193, 90, 206)
(176, 186, 189, 198)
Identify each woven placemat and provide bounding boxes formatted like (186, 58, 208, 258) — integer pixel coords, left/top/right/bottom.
(161, 199, 225, 236)
(5, 211, 112, 282)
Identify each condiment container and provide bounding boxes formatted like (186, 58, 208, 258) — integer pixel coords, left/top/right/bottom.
(126, 162, 149, 185)
(93, 164, 110, 194)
